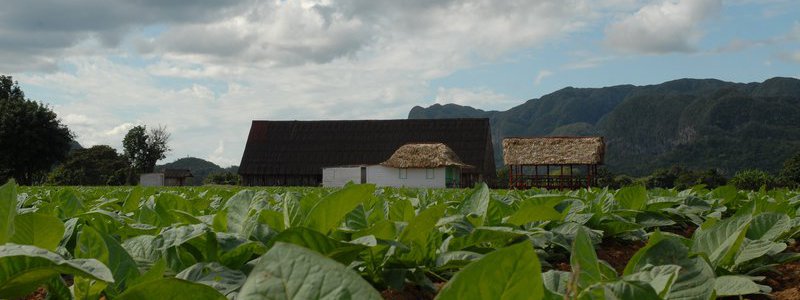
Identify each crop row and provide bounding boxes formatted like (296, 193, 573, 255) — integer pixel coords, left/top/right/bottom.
(1, 180, 799, 299)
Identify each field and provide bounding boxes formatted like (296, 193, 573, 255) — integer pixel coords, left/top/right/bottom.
(2, 181, 800, 299)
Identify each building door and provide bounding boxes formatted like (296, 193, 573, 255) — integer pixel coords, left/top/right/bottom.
(360, 167, 367, 184)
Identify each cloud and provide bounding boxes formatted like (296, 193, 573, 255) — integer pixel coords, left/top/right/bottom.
(4, 0, 630, 166)
(534, 70, 553, 85)
(604, 0, 722, 54)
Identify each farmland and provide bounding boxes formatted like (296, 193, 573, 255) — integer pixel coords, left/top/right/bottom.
(2, 181, 800, 299)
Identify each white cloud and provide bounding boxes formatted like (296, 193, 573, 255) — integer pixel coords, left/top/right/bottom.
(534, 70, 553, 85)
(8, 1, 659, 167)
(604, 0, 722, 54)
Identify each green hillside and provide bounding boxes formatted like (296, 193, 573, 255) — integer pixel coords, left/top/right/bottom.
(409, 77, 800, 176)
(156, 157, 237, 186)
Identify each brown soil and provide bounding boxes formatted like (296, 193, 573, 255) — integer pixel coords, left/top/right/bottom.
(663, 224, 697, 238)
(381, 283, 443, 300)
(595, 239, 646, 274)
(763, 260, 800, 300)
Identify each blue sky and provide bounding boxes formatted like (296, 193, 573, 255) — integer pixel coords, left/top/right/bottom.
(1, 0, 798, 167)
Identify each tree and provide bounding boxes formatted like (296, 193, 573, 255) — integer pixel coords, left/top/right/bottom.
(0, 75, 73, 185)
(47, 145, 128, 185)
(779, 152, 800, 187)
(730, 169, 776, 190)
(204, 171, 240, 185)
(123, 125, 170, 184)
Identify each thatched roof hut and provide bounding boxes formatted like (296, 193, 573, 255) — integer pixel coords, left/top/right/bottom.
(503, 137, 605, 165)
(381, 143, 470, 168)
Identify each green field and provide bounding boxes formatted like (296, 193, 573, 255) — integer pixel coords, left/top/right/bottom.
(2, 181, 800, 299)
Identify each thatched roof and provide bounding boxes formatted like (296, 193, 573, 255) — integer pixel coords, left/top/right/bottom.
(503, 137, 605, 165)
(238, 119, 495, 179)
(381, 143, 470, 168)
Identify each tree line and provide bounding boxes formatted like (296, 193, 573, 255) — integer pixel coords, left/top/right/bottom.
(0, 75, 169, 185)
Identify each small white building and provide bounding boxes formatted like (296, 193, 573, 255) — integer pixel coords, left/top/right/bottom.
(139, 169, 194, 187)
(322, 143, 470, 188)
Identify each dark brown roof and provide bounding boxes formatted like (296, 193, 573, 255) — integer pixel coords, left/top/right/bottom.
(164, 169, 193, 178)
(238, 119, 495, 179)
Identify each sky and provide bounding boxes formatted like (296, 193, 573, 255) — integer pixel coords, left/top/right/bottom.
(2, 0, 799, 168)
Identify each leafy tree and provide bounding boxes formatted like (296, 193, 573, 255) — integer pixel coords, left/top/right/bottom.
(204, 171, 240, 185)
(123, 125, 170, 184)
(0, 75, 73, 185)
(779, 152, 800, 187)
(730, 169, 776, 190)
(47, 145, 128, 185)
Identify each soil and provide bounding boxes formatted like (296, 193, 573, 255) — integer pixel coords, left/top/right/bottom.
(663, 224, 697, 238)
(381, 283, 442, 300)
(763, 242, 800, 300)
(595, 239, 646, 274)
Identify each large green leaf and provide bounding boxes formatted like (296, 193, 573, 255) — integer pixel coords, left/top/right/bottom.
(626, 236, 715, 300)
(0, 244, 114, 299)
(269, 227, 367, 264)
(570, 227, 601, 289)
(505, 202, 562, 226)
(176, 262, 246, 296)
(9, 213, 64, 251)
(239, 242, 382, 299)
(76, 226, 140, 296)
(690, 213, 752, 268)
(746, 212, 790, 241)
(303, 184, 375, 234)
(579, 280, 661, 300)
(623, 265, 681, 297)
(436, 242, 543, 300)
(399, 204, 446, 247)
(116, 278, 227, 300)
(458, 183, 491, 227)
(0, 180, 17, 244)
(616, 185, 647, 210)
(714, 275, 767, 297)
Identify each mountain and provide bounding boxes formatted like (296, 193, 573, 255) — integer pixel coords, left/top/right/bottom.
(409, 77, 800, 176)
(156, 157, 237, 186)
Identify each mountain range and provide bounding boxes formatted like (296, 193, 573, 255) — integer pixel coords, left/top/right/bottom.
(409, 77, 800, 176)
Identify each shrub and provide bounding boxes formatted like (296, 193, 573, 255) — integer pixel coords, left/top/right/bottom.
(780, 152, 800, 187)
(730, 169, 776, 190)
(204, 171, 240, 185)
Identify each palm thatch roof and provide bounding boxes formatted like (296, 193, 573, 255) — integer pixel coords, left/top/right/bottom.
(503, 137, 605, 165)
(381, 143, 470, 168)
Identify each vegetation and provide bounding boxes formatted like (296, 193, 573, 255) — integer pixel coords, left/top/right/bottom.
(204, 171, 240, 185)
(157, 157, 238, 186)
(410, 77, 800, 176)
(0, 75, 73, 185)
(730, 169, 777, 190)
(123, 125, 171, 184)
(47, 145, 128, 186)
(2, 180, 800, 299)
(779, 152, 800, 187)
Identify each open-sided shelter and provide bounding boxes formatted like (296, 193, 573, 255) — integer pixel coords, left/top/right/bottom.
(239, 119, 495, 187)
(503, 137, 604, 189)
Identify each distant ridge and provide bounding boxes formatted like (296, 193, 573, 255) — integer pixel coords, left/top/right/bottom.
(409, 77, 800, 176)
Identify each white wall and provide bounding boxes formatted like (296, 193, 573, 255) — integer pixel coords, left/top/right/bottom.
(322, 166, 363, 187)
(140, 173, 164, 187)
(367, 165, 446, 188)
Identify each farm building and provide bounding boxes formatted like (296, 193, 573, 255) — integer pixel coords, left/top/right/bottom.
(503, 137, 605, 189)
(238, 119, 496, 187)
(322, 143, 470, 188)
(139, 169, 194, 187)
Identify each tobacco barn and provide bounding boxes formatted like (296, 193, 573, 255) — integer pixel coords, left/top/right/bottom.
(503, 136, 605, 189)
(238, 119, 496, 187)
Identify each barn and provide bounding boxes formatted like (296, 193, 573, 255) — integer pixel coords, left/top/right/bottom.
(238, 119, 496, 187)
(503, 137, 605, 189)
(321, 143, 470, 188)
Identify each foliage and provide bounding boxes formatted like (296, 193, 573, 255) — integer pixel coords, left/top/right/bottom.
(47, 145, 128, 186)
(204, 171, 240, 185)
(123, 125, 170, 183)
(779, 151, 800, 187)
(0, 75, 73, 185)
(730, 169, 776, 190)
(410, 77, 800, 176)
(1, 180, 799, 299)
